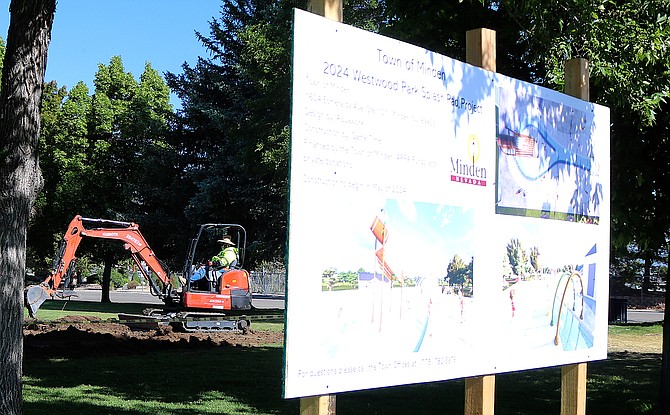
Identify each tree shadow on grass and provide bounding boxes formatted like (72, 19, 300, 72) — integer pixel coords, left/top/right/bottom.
(24, 346, 661, 415)
(24, 346, 297, 415)
(587, 352, 660, 415)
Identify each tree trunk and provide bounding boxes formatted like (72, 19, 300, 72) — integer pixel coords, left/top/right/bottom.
(659, 242, 670, 414)
(643, 252, 652, 293)
(0, 1, 56, 414)
(101, 254, 112, 303)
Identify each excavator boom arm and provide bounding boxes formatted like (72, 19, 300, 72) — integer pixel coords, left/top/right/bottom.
(25, 215, 172, 317)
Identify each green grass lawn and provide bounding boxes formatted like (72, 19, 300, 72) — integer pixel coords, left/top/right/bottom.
(22, 301, 664, 414)
(24, 347, 295, 415)
(22, 347, 662, 415)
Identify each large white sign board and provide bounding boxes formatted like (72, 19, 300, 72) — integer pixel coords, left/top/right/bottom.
(285, 8, 610, 399)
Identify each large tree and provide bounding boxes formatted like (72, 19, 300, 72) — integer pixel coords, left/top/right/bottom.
(0, 37, 5, 73)
(27, 80, 89, 273)
(0, 1, 56, 413)
(500, 2, 670, 411)
(165, 0, 387, 266)
(166, 0, 299, 264)
(446, 254, 472, 287)
(28, 56, 179, 300)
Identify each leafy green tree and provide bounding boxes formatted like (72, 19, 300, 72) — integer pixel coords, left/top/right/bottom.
(30, 57, 140, 302)
(501, 4, 670, 406)
(506, 238, 528, 277)
(502, 254, 512, 279)
(0, 1, 56, 412)
(505, 0, 670, 124)
(87, 56, 139, 211)
(530, 246, 540, 274)
(339, 270, 359, 287)
(447, 254, 471, 286)
(119, 63, 187, 259)
(85, 57, 177, 300)
(29, 81, 90, 274)
(322, 267, 337, 290)
(344, 0, 385, 31)
(0, 37, 5, 75)
(29, 56, 179, 301)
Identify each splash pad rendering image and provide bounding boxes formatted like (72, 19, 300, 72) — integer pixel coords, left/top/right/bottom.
(495, 87, 604, 224)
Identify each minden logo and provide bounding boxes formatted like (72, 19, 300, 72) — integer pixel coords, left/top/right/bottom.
(450, 134, 487, 186)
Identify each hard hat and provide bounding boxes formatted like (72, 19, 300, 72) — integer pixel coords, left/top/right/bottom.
(217, 236, 235, 245)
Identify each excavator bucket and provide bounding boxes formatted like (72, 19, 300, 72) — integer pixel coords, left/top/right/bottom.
(25, 285, 50, 318)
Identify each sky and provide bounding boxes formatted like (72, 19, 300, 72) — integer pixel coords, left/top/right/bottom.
(0, 0, 223, 107)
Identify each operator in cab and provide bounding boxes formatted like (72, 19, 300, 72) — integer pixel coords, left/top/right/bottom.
(212, 236, 238, 269)
(189, 236, 238, 291)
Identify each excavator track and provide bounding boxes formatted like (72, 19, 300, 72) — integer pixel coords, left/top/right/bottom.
(117, 309, 283, 333)
(172, 312, 250, 333)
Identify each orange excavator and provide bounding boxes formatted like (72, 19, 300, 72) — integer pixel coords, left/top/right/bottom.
(25, 215, 257, 331)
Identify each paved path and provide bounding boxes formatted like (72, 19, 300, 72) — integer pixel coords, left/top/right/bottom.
(626, 309, 664, 323)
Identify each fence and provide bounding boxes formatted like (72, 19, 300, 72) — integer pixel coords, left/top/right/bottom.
(608, 298, 628, 323)
(249, 270, 285, 297)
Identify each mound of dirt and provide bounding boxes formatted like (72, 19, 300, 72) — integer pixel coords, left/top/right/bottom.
(23, 316, 283, 359)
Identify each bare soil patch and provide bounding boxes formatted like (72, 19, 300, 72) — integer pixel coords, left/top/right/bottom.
(23, 316, 283, 359)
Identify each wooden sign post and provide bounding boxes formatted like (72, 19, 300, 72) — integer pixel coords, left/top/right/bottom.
(464, 27, 497, 415)
(561, 57, 590, 415)
(300, 394, 337, 415)
(300, 2, 341, 415)
(307, 0, 342, 23)
(466, 28, 496, 73)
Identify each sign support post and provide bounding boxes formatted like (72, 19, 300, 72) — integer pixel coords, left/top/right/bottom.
(466, 28, 496, 72)
(300, 395, 337, 415)
(465, 375, 496, 415)
(561, 57, 589, 415)
(561, 362, 587, 415)
(307, 0, 342, 23)
(300, 4, 341, 415)
(464, 27, 497, 415)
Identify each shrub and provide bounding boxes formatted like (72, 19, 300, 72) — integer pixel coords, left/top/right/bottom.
(110, 268, 128, 290)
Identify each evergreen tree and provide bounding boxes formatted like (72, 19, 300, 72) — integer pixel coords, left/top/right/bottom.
(166, 0, 300, 264)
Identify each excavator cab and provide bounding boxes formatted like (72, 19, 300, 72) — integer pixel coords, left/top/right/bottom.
(180, 224, 252, 311)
